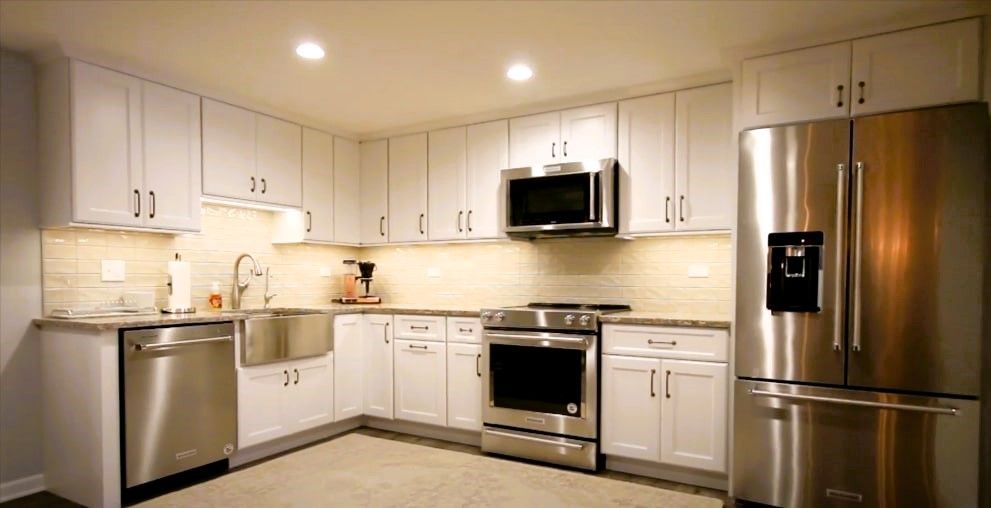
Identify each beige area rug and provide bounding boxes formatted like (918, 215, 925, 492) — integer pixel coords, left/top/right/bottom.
(140, 433, 723, 508)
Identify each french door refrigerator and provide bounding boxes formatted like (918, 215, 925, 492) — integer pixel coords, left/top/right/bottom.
(734, 103, 987, 508)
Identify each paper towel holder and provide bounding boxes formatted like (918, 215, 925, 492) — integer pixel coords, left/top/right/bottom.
(162, 253, 196, 314)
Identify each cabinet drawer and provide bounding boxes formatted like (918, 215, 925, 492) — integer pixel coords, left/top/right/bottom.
(603, 325, 728, 362)
(446, 317, 481, 344)
(394, 314, 446, 342)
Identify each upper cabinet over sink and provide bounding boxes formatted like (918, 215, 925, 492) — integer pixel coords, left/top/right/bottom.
(509, 103, 617, 169)
(39, 59, 202, 232)
(740, 18, 981, 129)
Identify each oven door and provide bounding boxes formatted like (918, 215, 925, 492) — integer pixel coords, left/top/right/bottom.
(482, 329, 597, 439)
(503, 162, 615, 235)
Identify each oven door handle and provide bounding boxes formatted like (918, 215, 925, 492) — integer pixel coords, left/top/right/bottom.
(483, 429, 584, 449)
(484, 332, 591, 348)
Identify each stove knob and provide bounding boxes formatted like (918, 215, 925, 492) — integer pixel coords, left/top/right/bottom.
(494, 312, 506, 322)
(564, 314, 576, 325)
(579, 315, 591, 326)
(481, 311, 492, 321)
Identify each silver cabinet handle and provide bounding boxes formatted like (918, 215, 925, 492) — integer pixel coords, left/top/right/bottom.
(551, 142, 556, 158)
(476, 353, 481, 377)
(679, 195, 685, 222)
(483, 429, 584, 449)
(665, 196, 671, 223)
(133, 335, 233, 351)
(305, 211, 312, 232)
(665, 370, 672, 398)
(133, 189, 141, 217)
(852, 162, 865, 352)
(749, 386, 958, 415)
(260, 178, 267, 194)
(283, 369, 289, 387)
(409, 344, 428, 350)
(836, 84, 844, 108)
(148, 191, 156, 219)
(383, 322, 390, 344)
(458, 210, 464, 232)
(419, 213, 425, 235)
(250, 176, 256, 192)
(650, 368, 656, 397)
(647, 339, 676, 346)
(857, 81, 866, 104)
(293, 368, 299, 385)
(833, 163, 847, 352)
(467, 210, 473, 232)
(563, 140, 568, 157)
(379, 216, 385, 236)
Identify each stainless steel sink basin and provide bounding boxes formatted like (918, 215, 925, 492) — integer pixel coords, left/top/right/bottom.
(241, 311, 333, 366)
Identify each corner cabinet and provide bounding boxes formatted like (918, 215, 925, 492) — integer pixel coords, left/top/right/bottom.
(333, 137, 361, 244)
(39, 59, 202, 232)
(360, 140, 390, 244)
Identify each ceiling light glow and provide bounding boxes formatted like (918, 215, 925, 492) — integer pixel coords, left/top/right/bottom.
(296, 42, 325, 60)
(506, 64, 534, 81)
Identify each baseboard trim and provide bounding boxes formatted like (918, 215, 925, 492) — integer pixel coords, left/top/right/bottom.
(365, 417, 482, 447)
(229, 418, 363, 468)
(0, 474, 46, 503)
(606, 456, 728, 491)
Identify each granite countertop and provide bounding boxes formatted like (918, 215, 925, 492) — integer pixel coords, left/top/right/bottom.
(34, 303, 730, 331)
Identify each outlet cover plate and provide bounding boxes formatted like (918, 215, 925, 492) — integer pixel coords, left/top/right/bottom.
(101, 260, 126, 282)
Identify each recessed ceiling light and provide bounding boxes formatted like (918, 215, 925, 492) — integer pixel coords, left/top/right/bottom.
(295, 42, 325, 60)
(506, 64, 534, 81)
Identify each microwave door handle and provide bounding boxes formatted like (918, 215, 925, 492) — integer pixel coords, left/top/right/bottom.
(588, 174, 596, 221)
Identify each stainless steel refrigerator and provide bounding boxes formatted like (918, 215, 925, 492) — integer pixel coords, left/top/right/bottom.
(734, 103, 987, 508)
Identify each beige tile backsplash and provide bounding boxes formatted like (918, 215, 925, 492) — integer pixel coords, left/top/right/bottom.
(41, 205, 732, 320)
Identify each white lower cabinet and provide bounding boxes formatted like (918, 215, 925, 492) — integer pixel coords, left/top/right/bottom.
(446, 342, 482, 430)
(394, 339, 447, 426)
(334, 314, 364, 420)
(363, 314, 394, 419)
(237, 352, 334, 449)
(601, 355, 662, 461)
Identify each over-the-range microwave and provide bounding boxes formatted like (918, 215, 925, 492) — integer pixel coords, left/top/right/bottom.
(502, 158, 618, 238)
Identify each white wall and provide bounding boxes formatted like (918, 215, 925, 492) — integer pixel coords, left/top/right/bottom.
(0, 50, 43, 494)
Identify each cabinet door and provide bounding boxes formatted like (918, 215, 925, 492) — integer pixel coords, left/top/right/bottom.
(618, 93, 675, 234)
(141, 81, 201, 231)
(333, 137, 361, 244)
(286, 353, 334, 433)
(359, 139, 389, 244)
(302, 128, 335, 241)
(394, 340, 447, 426)
(202, 98, 256, 201)
(333, 315, 364, 420)
(560, 103, 617, 162)
(446, 343, 482, 430)
(363, 315, 394, 419)
(466, 120, 509, 239)
(388, 133, 429, 242)
(70, 61, 144, 227)
(674, 84, 734, 231)
(237, 362, 289, 448)
(428, 126, 467, 240)
(740, 42, 851, 128)
(851, 18, 980, 116)
(660, 360, 727, 472)
(509, 112, 560, 169)
(256, 114, 302, 207)
(601, 355, 662, 461)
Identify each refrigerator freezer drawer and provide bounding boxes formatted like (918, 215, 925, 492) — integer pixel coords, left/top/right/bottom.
(733, 380, 980, 508)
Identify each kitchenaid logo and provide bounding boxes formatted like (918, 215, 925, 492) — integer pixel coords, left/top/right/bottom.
(175, 449, 198, 461)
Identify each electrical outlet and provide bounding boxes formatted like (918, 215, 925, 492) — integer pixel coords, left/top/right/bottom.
(687, 263, 710, 278)
(426, 267, 441, 279)
(101, 260, 126, 282)
(319, 267, 332, 277)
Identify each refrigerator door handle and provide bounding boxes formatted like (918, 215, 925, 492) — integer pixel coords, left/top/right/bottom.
(833, 163, 847, 352)
(851, 162, 865, 352)
(748, 386, 958, 415)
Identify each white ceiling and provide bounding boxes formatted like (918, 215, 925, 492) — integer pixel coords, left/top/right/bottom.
(0, 1, 979, 137)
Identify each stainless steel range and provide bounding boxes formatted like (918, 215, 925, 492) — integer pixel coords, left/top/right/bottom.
(479, 302, 630, 470)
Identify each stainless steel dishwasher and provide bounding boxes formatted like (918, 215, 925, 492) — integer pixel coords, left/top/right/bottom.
(122, 322, 236, 488)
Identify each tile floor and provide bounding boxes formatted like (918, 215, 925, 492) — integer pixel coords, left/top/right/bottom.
(1, 427, 731, 507)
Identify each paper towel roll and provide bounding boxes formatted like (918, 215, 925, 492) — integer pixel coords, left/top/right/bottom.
(167, 260, 192, 310)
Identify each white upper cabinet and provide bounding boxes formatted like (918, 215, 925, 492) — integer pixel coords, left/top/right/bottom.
(447, 342, 482, 431)
(301, 128, 334, 242)
(465, 120, 509, 239)
(393, 339, 447, 426)
(333, 315, 364, 421)
(141, 81, 201, 232)
(202, 98, 257, 201)
(359, 139, 389, 244)
(660, 360, 727, 473)
(69, 61, 144, 227)
(740, 42, 851, 128)
(601, 354, 662, 462)
(850, 18, 980, 116)
(560, 103, 617, 162)
(509, 111, 560, 169)
(618, 93, 676, 234)
(428, 126, 468, 240)
(333, 137, 361, 244)
(674, 84, 734, 231)
(363, 315, 394, 419)
(388, 133, 429, 243)
(255, 115, 302, 207)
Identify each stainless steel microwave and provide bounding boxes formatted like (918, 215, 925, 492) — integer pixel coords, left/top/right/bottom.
(502, 158, 618, 238)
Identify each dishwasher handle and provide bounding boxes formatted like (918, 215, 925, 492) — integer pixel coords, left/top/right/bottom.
(133, 335, 233, 351)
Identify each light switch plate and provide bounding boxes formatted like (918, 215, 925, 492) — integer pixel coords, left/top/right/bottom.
(687, 263, 710, 278)
(426, 267, 441, 279)
(101, 260, 126, 282)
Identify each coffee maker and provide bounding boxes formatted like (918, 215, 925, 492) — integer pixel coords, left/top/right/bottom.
(340, 260, 381, 304)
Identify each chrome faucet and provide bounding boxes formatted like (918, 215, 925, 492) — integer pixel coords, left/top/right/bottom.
(263, 267, 278, 309)
(232, 253, 263, 310)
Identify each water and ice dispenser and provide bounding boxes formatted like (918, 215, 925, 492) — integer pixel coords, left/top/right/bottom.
(766, 232, 824, 313)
